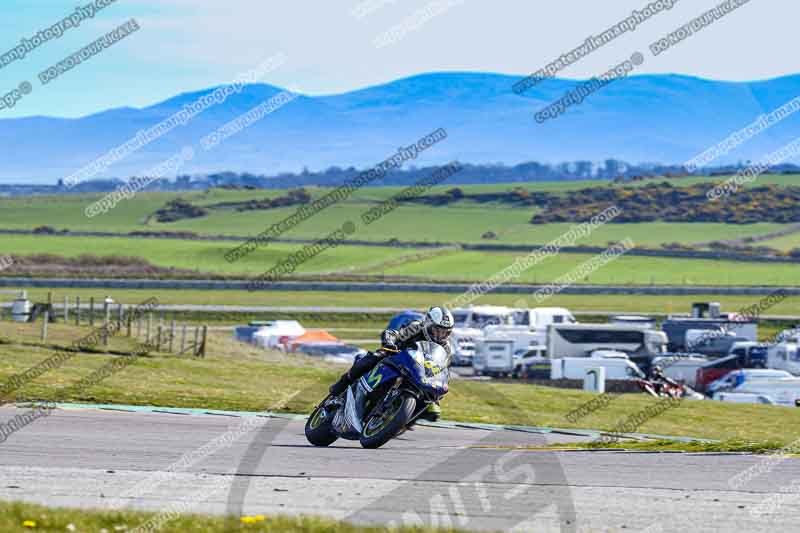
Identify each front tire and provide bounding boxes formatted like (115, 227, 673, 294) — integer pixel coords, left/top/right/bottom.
(305, 399, 339, 447)
(360, 392, 416, 449)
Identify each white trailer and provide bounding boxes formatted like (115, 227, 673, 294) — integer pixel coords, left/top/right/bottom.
(547, 323, 667, 359)
(474, 331, 547, 377)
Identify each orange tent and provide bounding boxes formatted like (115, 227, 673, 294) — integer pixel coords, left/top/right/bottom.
(284, 330, 339, 351)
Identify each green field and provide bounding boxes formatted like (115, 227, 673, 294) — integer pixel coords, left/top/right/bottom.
(359, 248, 800, 286)
(1, 176, 797, 288)
(0, 175, 794, 248)
(2, 233, 799, 286)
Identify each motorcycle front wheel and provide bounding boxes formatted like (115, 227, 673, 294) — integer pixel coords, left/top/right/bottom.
(360, 391, 416, 449)
(305, 397, 339, 447)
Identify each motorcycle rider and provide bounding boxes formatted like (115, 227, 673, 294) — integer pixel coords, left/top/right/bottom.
(328, 306, 454, 421)
(650, 365, 682, 397)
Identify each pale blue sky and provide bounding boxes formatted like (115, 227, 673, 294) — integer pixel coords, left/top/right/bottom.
(0, 0, 797, 118)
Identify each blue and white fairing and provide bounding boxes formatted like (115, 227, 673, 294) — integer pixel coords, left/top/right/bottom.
(334, 341, 450, 439)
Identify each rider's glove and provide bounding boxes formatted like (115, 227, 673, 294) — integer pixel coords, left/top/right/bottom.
(381, 342, 399, 353)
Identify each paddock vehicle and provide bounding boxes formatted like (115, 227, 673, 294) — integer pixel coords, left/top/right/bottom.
(649, 353, 708, 388)
(450, 306, 514, 365)
(550, 355, 646, 381)
(695, 349, 771, 392)
(547, 323, 667, 359)
(725, 378, 800, 407)
(662, 301, 757, 352)
(305, 341, 450, 449)
(767, 332, 800, 375)
(706, 369, 793, 396)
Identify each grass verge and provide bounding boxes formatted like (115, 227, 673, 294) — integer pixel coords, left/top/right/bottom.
(0, 500, 466, 533)
(543, 439, 791, 454)
(1, 322, 800, 448)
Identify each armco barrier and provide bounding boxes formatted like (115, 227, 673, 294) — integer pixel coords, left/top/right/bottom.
(0, 277, 798, 296)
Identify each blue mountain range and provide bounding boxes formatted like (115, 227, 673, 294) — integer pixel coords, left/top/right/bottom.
(2, 72, 800, 183)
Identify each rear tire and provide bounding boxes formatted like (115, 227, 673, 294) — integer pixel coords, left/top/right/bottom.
(305, 399, 339, 447)
(360, 392, 416, 449)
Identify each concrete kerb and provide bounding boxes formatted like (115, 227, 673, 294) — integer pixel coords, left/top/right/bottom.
(19, 401, 718, 444)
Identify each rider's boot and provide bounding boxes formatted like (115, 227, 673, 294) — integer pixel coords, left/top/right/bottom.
(406, 402, 441, 431)
(329, 352, 380, 396)
(419, 402, 442, 422)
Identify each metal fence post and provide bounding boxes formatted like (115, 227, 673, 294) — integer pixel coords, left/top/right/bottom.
(200, 325, 208, 358)
(181, 324, 187, 354)
(117, 303, 123, 329)
(89, 297, 95, 326)
(63, 295, 68, 322)
(156, 325, 163, 351)
(146, 313, 152, 342)
(75, 296, 81, 326)
(169, 320, 176, 352)
(41, 311, 49, 341)
(193, 327, 200, 356)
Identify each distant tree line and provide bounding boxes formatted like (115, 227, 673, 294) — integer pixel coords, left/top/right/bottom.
(0, 160, 790, 197)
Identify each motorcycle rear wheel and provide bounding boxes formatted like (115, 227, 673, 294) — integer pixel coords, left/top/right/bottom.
(305, 398, 339, 447)
(360, 392, 416, 449)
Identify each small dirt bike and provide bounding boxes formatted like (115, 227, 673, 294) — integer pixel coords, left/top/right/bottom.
(305, 341, 450, 449)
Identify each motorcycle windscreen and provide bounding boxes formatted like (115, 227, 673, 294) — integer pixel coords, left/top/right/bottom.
(408, 341, 450, 392)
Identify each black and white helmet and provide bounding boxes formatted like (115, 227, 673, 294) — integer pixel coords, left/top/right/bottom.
(423, 306, 454, 343)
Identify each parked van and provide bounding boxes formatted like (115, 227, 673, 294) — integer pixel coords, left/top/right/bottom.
(730, 378, 800, 407)
(712, 392, 777, 405)
(550, 357, 645, 380)
(707, 369, 793, 396)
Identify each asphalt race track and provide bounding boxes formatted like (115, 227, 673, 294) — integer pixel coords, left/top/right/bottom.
(1, 406, 799, 532)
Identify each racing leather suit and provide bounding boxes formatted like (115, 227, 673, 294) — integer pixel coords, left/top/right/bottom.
(329, 319, 452, 395)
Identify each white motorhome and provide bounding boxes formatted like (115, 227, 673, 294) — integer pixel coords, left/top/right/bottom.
(767, 332, 800, 375)
(473, 307, 576, 374)
(450, 305, 514, 365)
(547, 323, 667, 359)
(510, 307, 577, 329)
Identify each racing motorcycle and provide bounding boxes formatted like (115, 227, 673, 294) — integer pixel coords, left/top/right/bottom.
(636, 373, 705, 400)
(305, 341, 450, 449)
